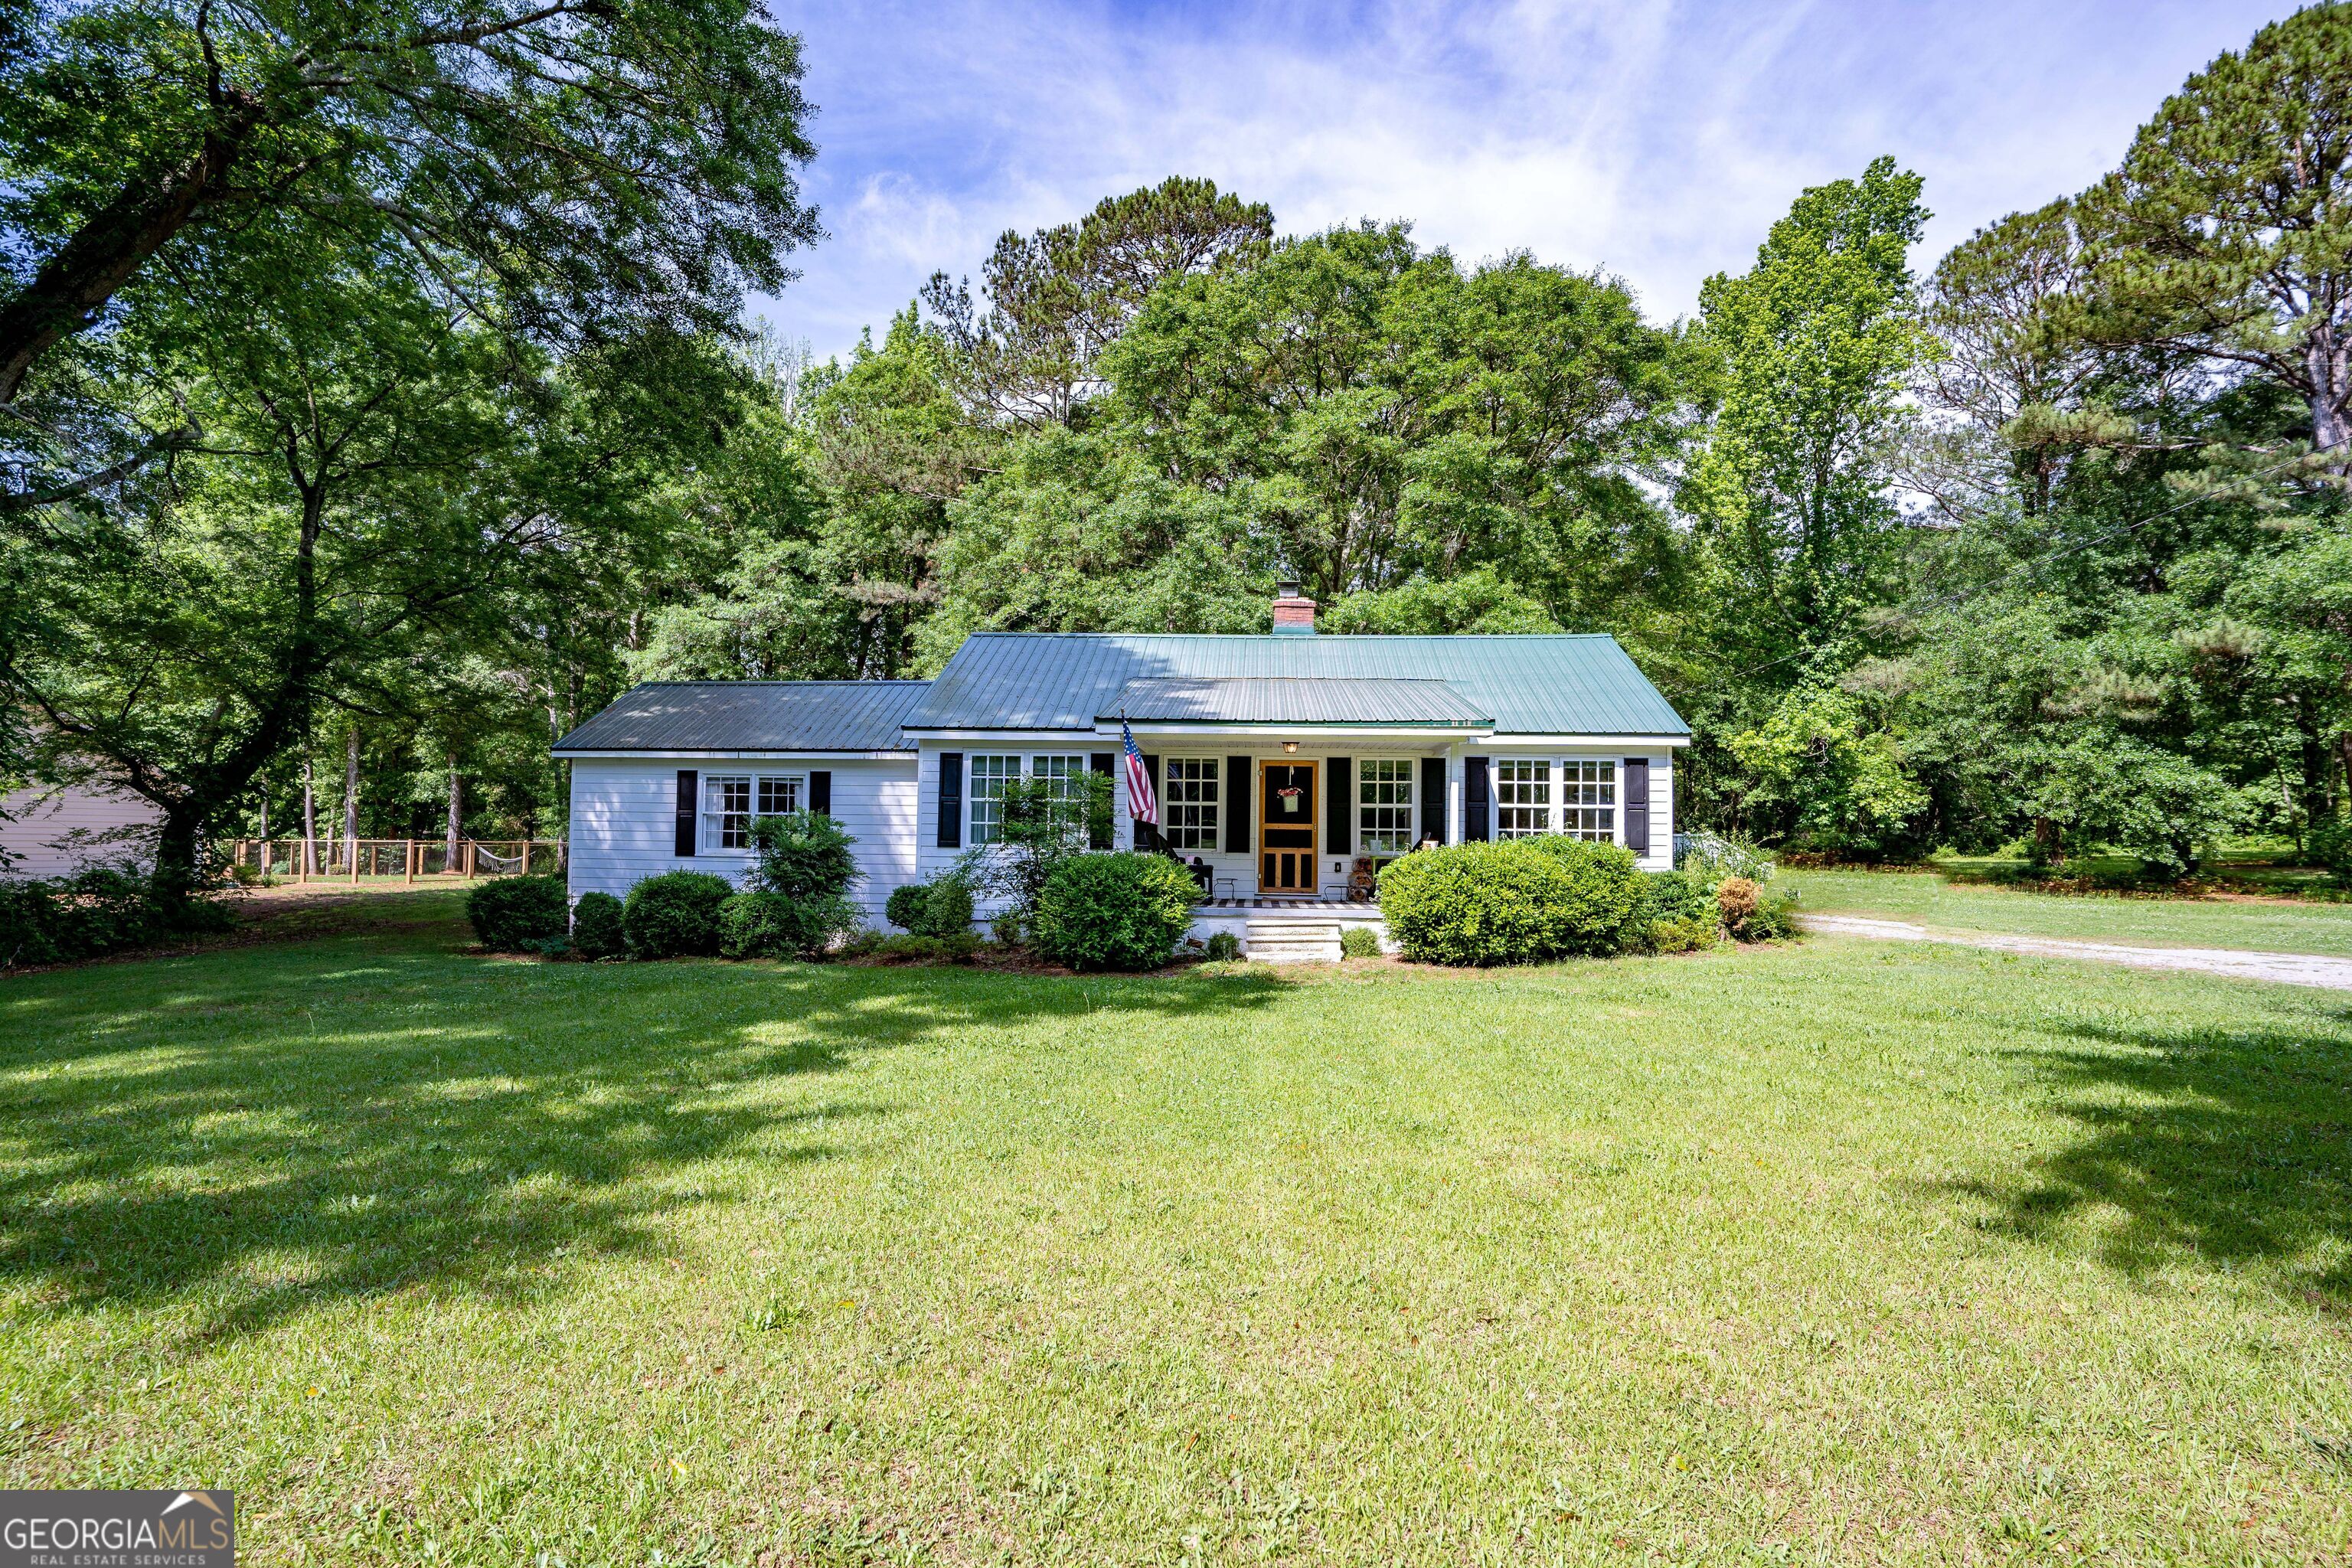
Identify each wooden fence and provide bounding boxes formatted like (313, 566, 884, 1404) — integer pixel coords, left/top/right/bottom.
(225, 838, 565, 883)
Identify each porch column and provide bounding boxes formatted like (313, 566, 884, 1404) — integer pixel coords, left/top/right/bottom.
(1446, 747, 1465, 844)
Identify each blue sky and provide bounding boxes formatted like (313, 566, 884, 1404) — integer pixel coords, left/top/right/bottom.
(757, 0, 2286, 362)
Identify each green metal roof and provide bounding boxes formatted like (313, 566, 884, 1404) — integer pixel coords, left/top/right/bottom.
(553, 681, 930, 753)
(913, 634, 1687, 736)
(1103, 676, 1493, 727)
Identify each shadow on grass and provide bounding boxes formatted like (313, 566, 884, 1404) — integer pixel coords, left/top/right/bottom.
(1941, 1008, 2352, 1300)
(0, 919, 1286, 1343)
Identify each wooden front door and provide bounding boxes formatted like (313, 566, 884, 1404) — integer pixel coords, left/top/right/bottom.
(1259, 762, 1318, 893)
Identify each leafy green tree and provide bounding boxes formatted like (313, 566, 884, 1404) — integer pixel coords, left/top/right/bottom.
(0, 0, 818, 407)
(2, 224, 745, 890)
(1684, 158, 1931, 661)
(1726, 679, 1929, 859)
(1322, 569, 1561, 634)
(915, 430, 1272, 668)
(1105, 224, 1700, 617)
(920, 176, 1272, 429)
(2074, 5, 2352, 456)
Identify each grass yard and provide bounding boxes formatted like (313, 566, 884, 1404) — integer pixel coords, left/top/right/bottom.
(1787, 866, 2352, 958)
(2, 891, 2349, 1564)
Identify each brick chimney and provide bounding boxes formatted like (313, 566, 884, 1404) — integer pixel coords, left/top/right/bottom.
(1272, 579, 1317, 636)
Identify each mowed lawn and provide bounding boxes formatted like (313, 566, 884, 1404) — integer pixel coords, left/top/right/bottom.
(2, 893, 2349, 1564)
(1788, 867, 2352, 958)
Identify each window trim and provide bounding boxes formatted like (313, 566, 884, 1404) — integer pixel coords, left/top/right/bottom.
(1162, 756, 1222, 851)
(1357, 757, 1416, 854)
(1560, 756, 1617, 843)
(965, 754, 1020, 847)
(1493, 756, 1553, 840)
(703, 770, 810, 851)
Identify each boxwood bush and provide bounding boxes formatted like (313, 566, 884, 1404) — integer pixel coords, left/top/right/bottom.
(1032, 852, 1197, 972)
(1376, 838, 1643, 966)
(569, 890, 626, 959)
(716, 890, 801, 959)
(885, 875, 975, 937)
(622, 870, 733, 959)
(466, 874, 568, 952)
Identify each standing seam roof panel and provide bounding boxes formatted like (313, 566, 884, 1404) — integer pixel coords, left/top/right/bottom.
(911, 635, 1687, 736)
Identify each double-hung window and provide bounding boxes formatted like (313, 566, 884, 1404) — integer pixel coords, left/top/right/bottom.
(1561, 759, 1616, 841)
(704, 775, 753, 849)
(1357, 759, 1416, 854)
(1164, 759, 1220, 850)
(1034, 754, 1089, 805)
(968, 755, 1018, 846)
(758, 776, 802, 818)
(1494, 759, 1552, 839)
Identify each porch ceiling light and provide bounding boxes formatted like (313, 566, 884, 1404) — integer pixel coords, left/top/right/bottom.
(1282, 740, 1298, 754)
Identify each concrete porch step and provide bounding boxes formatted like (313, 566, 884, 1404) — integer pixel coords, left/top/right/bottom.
(1243, 918, 1344, 964)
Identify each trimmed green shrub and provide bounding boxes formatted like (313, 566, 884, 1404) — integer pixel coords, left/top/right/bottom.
(884, 881, 928, 932)
(1032, 852, 1197, 972)
(886, 875, 975, 937)
(1203, 929, 1241, 962)
(717, 891, 801, 959)
(622, 871, 733, 959)
(466, 874, 567, 952)
(870, 931, 981, 964)
(1524, 836, 1645, 953)
(1338, 925, 1382, 959)
(1377, 838, 1641, 966)
(570, 890, 626, 959)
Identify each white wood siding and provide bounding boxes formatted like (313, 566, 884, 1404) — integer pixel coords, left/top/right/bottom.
(911, 738, 1675, 906)
(0, 782, 161, 877)
(566, 757, 918, 920)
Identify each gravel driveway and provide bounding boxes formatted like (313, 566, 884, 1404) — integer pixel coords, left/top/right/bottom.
(1801, 914, 2352, 992)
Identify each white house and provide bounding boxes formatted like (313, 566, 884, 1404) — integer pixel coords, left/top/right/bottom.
(554, 585, 1692, 946)
(0, 777, 162, 878)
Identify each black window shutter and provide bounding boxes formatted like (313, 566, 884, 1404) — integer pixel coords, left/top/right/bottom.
(675, 769, 697, 857)
(1325, 757, 1351, 854)
(1623, 756, 1650, 856)
(1225, 755, 1252, 853)
(936, 752, 962, 849)
(1088, 753, 1114, 849)
(1419, 757, 1447, 844)
(1137, 753, 1161, 851)
(1465, 756, 1491, 842)
(808, 769, 831, 815)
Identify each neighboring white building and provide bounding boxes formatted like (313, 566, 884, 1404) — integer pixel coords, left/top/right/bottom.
(0, 778, 162, 878)
(555, 586, 1693, 945)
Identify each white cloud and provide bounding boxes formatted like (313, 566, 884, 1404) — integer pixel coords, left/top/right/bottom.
(758, 0, 2285, 359)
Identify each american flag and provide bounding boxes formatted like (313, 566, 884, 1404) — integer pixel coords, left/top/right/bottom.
(1121, 719, 1158, 827)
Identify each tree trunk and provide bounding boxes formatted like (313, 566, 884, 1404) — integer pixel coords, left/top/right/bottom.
(302, 760, 318, 874)
(258, 795, 269, 871)
(445, 765, 462, 871)
(341, 727, 360, 869)
(2306, 324, 2352, 466)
